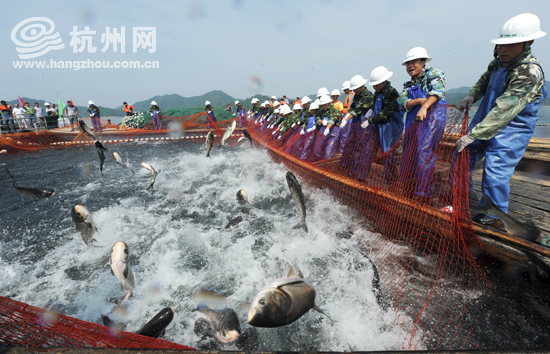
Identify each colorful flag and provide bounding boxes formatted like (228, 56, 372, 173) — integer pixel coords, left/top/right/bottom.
(17, 95, 24, 107)
(58, 97, 65, 120)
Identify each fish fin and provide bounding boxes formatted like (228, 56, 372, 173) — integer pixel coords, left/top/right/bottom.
(238, 137, 245, 143)
(146, 182, 154, 191)
(116, 291, 132, 305)
(111, 267, 114, 276)
(207, 152, 211, 158)
(5, 166, 18, 187)
(483, 195, 541, 240)
(287, 262, 304, 279)
(313, 304, 335, 323)
(292, 220, 308, 233)
(123, 264, 129, 278)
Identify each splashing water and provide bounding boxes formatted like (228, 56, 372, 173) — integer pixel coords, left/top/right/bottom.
(0, 141, 416, 351)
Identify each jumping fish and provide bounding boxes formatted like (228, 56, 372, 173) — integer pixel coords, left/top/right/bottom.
(478, 195, 541, 241)
(197, 307, 241, 344)
(5, 166, 55, 199)
(134, 307, 175, 338)
(225, 215, 243, 229)
(242, 129, 253, 146)
(95, 141, 107, 175)
(113, 152, 135, 174)
(286, 171, 308, 233)
(206, 131, 214, 157)
(141, 162, 158, 190)
(110, 241, 135, 303)
(236, 189, 248, 205)
(71, 205, 98, 246)
(221, 120, 237, 147)
(248, 262, 328, 327)
(78, 120, 97, 141)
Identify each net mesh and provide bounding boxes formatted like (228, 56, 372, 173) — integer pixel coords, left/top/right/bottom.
(246, 105, 489, 350)
(0, 107, 489, 350)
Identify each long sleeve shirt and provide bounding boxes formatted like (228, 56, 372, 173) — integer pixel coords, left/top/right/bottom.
(317, 105, 343, 126)
(348, 89, 374, 118)
(369, 82, 401, 125)
(467, 49, 545, 140)
(149, 105, 162, 114)
(397, 66, 446, 112)
(87, 105, 100, 116)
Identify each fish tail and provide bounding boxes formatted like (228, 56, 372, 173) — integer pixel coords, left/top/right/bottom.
(207, 151, 211, 158)
(5, 166, 18, 187)
(292, 220, 308, 233)
(313, 304, 334, 323)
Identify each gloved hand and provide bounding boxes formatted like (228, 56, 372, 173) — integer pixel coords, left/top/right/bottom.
(323, 128, 330, 136)
(339, 118, 348, 129)
(322, 120, 328, 126)
(306, 127, 316, 133)
(361, 120, 369, 129)
(365, 109, 373, 119)
(277, 136, 281, 140)
(456, 134, 475, 152)
(90, 113, 95, 117)
(300, 129, 305, 135)
(272, 130, 277, 135)
(291, 123, 296, 128)
(457, 96, 474, 112)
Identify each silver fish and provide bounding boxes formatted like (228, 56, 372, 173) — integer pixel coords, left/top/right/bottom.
(197, 307, 241, 344)
(95, 141, 107, 175)
(221, 120, 237, 147)
(141, 162, 158, 190)
(206, 131, 214, 157)
(236, 189, 248, 205)
(110, 241, 135, 302)
(286, 172, 308, 233)
(71, 205, 98, 246)
(248, 262, 327, 327)
(78, 120, 96, 140)
(5, 166, 55, 199)
(478, 195, 540, 241)
(113, 152, 135, 174)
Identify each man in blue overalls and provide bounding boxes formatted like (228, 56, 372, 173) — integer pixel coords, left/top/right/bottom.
(456, 13, 547, 224)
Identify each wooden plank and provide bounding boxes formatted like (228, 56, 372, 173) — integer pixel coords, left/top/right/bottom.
(511, 171, 550, 187)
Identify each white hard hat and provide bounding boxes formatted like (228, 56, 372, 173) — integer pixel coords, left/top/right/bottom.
(402, 47, 432, 66)
(310, 102, 319, 110)
(314, 98, 320, 105)
(271, 95, 277, 100)
(45, 102, 50, 106)
(151, 100, 157, 105)
(251, 98, 258, 103)
(293, 104, 302, 110)
(280, 105, 292, 115)
(205, 100, 211, 105)
(342, 81, 351, 91)
(88, 100, 94, 105)
(319, 94, 332, 106)
(235, 100, 239, 105)
(261, 103, 266, 107)
(331, 89, 340, 96)
(369, 66, 393, 86)
(317, 87, 329, 98)
(301, 96, 311, 105)
(349, 75, 368, 90)
(264, 100, 269, 105)
(273, 101, 280, 107)
(274, 108, 280, 114)
(492, 13, 546, 44)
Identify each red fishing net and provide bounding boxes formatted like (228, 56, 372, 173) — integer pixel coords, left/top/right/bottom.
(246, 105, 489, 350)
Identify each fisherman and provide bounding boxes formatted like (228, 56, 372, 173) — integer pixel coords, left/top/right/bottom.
(45, 102, 55, 116)
(63, 101, 80, 132)
(24, 102, 37, 129)
(289, 96, 311, 155)
(123, 102, 135, 116)
(281, 95, 289, 105)
(292, 103, 302, 115)
(87, 100, 103, 133)
(249, 98, 261, 121)
(339, 75, 374, 170)
(342, 81, 354, 115)
(34, 102, 43, 128)
(149, 101, 162, 130)
(275, 105, 300, 145)
(455, 13, 547, 224)
(225, 103, 234, 113)
(0, 101, 16, 134)
(235, 100, 246, 127)
(204, 101, 217, 129)
(331, 89, 343, 113)
(294, 97, 301, 106)
(397, 47, 446, 203)
(355, 66, 404, 184)
(13, 104, 28, 130)
(296, 101, 319, 161)
(312, 94, 343, 160)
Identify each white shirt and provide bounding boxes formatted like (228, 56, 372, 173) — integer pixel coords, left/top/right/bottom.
(35, 106, 43, 117)
(13, 107, 25, 116)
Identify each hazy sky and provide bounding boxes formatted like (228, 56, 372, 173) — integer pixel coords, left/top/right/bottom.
(2, 0, 549, 107)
